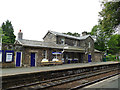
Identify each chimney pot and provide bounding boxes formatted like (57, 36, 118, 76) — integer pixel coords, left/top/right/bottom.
(18, 30, 23, 40)
(82, 31, 87, 36)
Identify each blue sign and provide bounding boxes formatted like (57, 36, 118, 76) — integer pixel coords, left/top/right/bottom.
(52, 52, 62, 55)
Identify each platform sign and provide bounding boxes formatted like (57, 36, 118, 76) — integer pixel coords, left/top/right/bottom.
(52, 52, 62, 55)
(5, 50, 14, 62)
(6, 53, 13, 62)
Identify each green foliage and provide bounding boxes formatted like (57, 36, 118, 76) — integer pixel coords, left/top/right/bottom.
(106, 54, 119, 61)
(63, 32, 80, 37)
(0, 28, 3, 43)
(99, 1, 120, 36)
(94, 30, 107, 51)
(108, 34, 120, 54)
(1, 20, 16, 44)
(0, 28, 3, 35)
(90, 1, 120, 54)
(90, 25, 99, 36)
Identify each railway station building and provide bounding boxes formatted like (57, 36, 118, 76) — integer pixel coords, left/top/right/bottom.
(1, 30, 102, 68)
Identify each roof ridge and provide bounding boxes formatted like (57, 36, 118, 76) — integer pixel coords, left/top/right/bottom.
(20, 39, 43, 42)
(49, 30, 90, 40)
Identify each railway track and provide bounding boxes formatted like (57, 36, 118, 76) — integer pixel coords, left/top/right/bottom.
(5, 65, 120, 90)
(50, 69, 119, 90)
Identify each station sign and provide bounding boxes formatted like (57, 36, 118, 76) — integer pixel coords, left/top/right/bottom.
(52, 52, 62, 55)
(5, 50, 14, 62)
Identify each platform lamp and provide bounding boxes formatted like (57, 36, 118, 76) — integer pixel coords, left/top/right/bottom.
(62, 46, 68, 53)
(62, 47, 68, 63)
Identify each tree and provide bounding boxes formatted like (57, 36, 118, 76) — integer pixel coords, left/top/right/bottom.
(0, 28, 3, 36)
(0, 28, 3, 43)
(94, 30, 107, 51)
(63, 32, 80, 37)
(90, 1, 120, 53)
(99, 1, 120, 36)
(108, 34, 120, 54)
(90, 25, 100, 36)
(1, 20, 16, 44)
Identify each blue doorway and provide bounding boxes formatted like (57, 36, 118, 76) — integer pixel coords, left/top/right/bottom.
(16, 52, 21, 67)
(31, 53, 36, 67)
(88, 55, 92, 62)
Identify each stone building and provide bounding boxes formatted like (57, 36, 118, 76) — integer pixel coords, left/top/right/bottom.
(1, 30, 102, 68)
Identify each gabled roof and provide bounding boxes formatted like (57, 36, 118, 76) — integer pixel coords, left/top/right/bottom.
(15, 39, 85, 51)
(43, 30, 92, 40)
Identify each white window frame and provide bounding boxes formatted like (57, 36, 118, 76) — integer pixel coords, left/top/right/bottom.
(43, 50, 47, 59)
(61, 38, 65, 44)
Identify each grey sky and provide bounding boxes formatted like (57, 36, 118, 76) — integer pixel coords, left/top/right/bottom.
(0, 0, 102, 41)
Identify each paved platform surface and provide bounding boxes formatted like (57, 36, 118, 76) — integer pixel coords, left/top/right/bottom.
(83, 75, 120, 89)
(0, 61, 119, 76)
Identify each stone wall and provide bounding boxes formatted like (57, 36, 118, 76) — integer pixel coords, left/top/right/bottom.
(57, 36, 81, 47)
(56, 36, 95, 63)
(43, 32, 56, 43)
(22, 46, 62, 67)
(1, 44, 23, 68)
(84, 37, 95, 62)
(94, 52, 102, 62)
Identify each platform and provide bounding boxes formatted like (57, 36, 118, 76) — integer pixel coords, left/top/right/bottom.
(0, 61, 119, 77)
(83, 75, 120, 89)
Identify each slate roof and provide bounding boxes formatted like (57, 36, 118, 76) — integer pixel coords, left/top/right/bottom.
(43, 30, 91, 40)
(16, 39, 85, 51)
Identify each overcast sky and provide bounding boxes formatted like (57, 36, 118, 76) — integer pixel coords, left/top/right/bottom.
(0, 0, 102, 41)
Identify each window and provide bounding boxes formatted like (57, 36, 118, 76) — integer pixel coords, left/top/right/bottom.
(61, 38, 65, 44)
(43, 50, 47, 58)
(74, 41, 77, 46)
(89, 42, 91, 48)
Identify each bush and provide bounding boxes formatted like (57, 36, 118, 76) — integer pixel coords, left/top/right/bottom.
(106, 54, 119, 61)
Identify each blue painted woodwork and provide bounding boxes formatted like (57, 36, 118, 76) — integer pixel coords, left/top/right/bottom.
(16, 52, 21, 67)
(88, 55, 92, 62)
(31, 53, 35, 67)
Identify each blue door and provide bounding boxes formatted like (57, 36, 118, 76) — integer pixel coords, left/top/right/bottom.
(88, 55, 92, 62)
(16, 52, 21, 67)
(31, 53, 35, 67)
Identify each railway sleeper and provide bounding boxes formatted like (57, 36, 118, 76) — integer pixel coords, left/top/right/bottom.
(22, 68, 119, 90)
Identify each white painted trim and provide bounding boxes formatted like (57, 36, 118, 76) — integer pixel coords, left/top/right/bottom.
(20, 52, 23, 67)
(35, 53, 37, 67)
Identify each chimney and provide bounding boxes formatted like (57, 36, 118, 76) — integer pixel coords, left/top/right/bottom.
(18, 30, 23, 40)
(82, 31, 87, 36)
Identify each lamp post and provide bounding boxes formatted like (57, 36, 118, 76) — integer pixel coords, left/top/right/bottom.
(0, 34, 4, 50)
(0, 34, 4, 62)
(62, 47, 68, 63)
